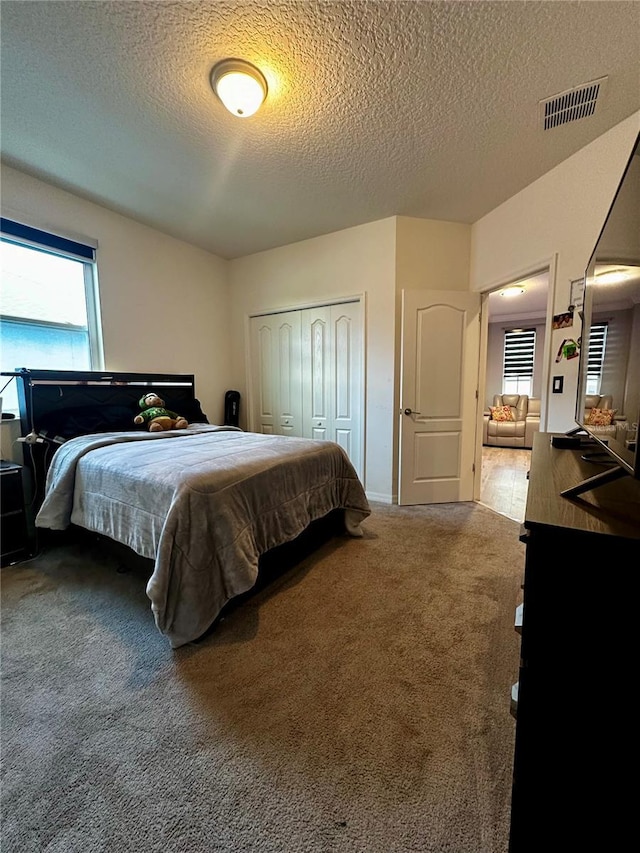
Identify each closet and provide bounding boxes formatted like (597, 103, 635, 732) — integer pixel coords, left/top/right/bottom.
(249, 300, 363, 478)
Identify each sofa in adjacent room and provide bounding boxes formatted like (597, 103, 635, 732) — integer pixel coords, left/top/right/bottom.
(483, 394, 541, 449)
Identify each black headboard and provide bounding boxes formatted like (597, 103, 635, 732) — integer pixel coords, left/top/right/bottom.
(5, 368, 205, 523)
(14, 368, 199, 438)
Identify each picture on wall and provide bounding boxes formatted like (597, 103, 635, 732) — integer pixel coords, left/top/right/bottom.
(552, 311, 574, 330)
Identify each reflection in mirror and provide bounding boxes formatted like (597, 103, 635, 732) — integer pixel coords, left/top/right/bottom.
(574, 132, 640, 485)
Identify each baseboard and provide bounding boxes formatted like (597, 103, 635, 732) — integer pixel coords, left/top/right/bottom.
(366, 490, 395, 504)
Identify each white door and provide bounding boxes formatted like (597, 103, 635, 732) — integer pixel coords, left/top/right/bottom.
(330, 302, 362, 475)
(399, 289, 480, 505)
(301, 302, 363, 478)
(250, 316, 276, 434)
(274, 311, 302, 436)
(250, 301, 364, 478)
(249, 312, 302, 435)
(302, 306, 330, 440)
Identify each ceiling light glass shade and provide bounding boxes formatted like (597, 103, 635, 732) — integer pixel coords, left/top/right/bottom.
(210, 59, 267, 118)
(499, 286, 525, 297)
(595, 269, 630, 285)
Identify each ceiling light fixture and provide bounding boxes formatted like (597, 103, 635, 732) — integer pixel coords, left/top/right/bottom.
(210, 58, 267, 118)
(499, 286, 525, 297)
(595, 269, 630, 285)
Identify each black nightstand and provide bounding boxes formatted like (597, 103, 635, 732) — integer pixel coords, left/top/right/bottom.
(1, 460, 30, 566)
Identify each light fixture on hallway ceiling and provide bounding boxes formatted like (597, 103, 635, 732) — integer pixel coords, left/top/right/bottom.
(210, 59, 267, 118)
(499, 285, 525, 298)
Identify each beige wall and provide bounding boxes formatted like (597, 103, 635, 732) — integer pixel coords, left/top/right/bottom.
(471, 111, 640, 432)
(394, 216, 472, 490)
(4, 113, 637, 495)
(228, 218, 397, 501)
(395, 217, 472, 292)
(228, 216, 472, 503)
(1, 164, 231, 423)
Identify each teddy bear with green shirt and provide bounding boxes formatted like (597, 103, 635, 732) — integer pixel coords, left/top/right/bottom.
(134, 393, 189, 432)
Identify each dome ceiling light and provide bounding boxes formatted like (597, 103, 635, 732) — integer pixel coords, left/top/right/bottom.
(499, 286, 526, 298)
(210, 58, 267, 118)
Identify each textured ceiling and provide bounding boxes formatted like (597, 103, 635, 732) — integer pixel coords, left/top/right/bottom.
(1, 1, 639, 259)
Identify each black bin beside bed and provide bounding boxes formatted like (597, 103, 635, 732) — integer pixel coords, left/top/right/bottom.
(14, 369, 371, 648)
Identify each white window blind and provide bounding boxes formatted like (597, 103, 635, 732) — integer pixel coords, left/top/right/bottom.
(586, 322, 608, 394)
(503, 328, 535, 396)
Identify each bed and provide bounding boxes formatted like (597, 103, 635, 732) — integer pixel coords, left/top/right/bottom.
(15, 369, 371, 648)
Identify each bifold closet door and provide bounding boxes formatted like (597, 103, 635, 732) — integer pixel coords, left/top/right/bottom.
(249, 311, 302, 436)
(250, 301, 363, 478)
(301, 301, 362, 477)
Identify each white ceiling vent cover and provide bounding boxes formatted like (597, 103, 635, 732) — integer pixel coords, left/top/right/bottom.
(539, 77, 608, 131)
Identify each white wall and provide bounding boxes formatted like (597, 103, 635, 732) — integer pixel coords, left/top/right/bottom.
(0, 165, 231, 423)
(471, 111, 640, 432)
(228, 218, 397, 502)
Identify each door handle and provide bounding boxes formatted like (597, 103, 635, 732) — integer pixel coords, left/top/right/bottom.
(404, 408, 421, 415)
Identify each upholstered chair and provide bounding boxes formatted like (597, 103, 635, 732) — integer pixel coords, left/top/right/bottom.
(483, 394, 540, 449)
(583, 393, 613, 416)
(582, 394, 622, 439)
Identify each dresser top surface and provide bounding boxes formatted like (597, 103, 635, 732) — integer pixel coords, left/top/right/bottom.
(525, 433, 640, 540)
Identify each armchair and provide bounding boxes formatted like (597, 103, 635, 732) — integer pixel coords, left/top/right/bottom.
(583, 394, 625, 440)
(483, 394, 540, 449)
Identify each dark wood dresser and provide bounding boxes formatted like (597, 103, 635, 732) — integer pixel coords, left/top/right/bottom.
(508, 432, 640, 852)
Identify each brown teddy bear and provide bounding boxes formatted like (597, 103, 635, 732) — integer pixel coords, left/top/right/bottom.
(134, 393, 189, 432)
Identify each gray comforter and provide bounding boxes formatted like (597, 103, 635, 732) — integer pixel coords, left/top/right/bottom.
(36, 425, 371, 648)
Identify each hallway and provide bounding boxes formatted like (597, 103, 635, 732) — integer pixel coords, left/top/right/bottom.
(479, 446, 531, 523)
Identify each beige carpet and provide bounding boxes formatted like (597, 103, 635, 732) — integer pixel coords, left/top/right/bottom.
(1, 501, 523, 853)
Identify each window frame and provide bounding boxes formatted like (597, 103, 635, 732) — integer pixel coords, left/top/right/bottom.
(0, 217, 104, 372)
(502, 327, 536, 397)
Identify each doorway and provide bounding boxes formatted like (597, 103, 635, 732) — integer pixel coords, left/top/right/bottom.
(478, 268, 552, 517)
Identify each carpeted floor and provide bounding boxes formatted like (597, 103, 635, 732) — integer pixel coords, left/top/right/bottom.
(1, 501, 523, 853)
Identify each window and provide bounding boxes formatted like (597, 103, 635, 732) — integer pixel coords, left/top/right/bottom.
(0, 218, 102, 413)
(585, 322, 608, 395)
(502, 328, 535, 396)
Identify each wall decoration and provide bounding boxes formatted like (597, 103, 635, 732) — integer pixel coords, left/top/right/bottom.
(552, 311, 574, 330)
(555, 338, 580, 362)
(569, 277, 584, 311)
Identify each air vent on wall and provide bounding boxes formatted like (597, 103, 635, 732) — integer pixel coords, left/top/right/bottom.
(539, 76, 608, 131)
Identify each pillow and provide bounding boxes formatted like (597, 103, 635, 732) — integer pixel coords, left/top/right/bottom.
(489, 405, 514, 422)
(38, 405, 136, 441)
(586, 407, 617, 426)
